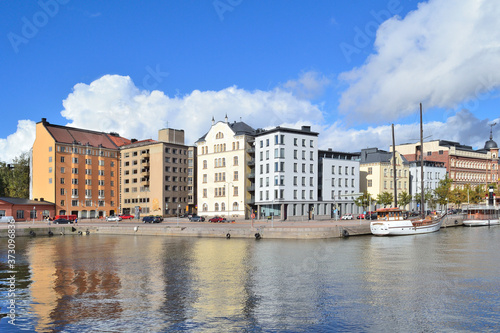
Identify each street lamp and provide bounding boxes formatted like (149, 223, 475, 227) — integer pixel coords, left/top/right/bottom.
(32, 206, 35, 224)
(177, 204, 181, 226)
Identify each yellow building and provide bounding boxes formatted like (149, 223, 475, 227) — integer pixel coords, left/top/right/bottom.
(119, 128, 196, 217)
(195, 116, 256, 219)
(359, 148, 410, 209)
(31, 118, 130, 218)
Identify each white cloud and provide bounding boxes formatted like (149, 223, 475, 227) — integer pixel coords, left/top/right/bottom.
(60, 74, 324, 145)
(319, 110, 498, 152)
(283, 71, 331, 100)
(338, 0, 500, 123)
(0, 120, 36, 163)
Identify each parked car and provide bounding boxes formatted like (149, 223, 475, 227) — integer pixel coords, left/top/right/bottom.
(119, 214, 134, 220)
(209, 216, 224, 223)
(142, 216, 162, 223)
(53, 218, 72, 224)
(341, 214, 353, 220)
(189, 215, 205, 222)
(357, 213, 365, 219)
(106, 215, 122, 222)
(365, 211, 378, 220)
(0, 216, 15, 223)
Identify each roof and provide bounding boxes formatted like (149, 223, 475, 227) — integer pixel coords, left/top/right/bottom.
(360, 148, 409, 164)
(0, 197, 55, 206)
(40, 119, 130, 149)
(255, 125, 319, 137)
(196, 120, 256, 143)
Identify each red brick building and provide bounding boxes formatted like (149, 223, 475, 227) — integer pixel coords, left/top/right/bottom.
(396, 136, 499, 189)
(0, 197, 56, 222)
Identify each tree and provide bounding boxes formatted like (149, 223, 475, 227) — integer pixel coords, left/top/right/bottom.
(434, 176, 453, 207)
(354, 191, 373, 210)
(398, 191, 412, 209)
(425, 190, 437, 210)
(449, 187, 466, 207)
(0, 152, 30, 198)
(377, 192, 393, 207)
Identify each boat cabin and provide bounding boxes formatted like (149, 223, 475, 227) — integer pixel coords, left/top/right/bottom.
(376, 208, 408, 221)
(463, 206, 499, 221)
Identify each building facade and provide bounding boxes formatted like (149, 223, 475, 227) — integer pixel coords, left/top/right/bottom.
(360, 148, 410, 210)
(31, 118, 130, 218)
(408, 160, 447, 211)
(254, 126, 319, 220)
(196, 117, 256, 219)
(396, 136, 499, 189)
(319, 149, 361, 218)
(0, 197, 56, 222)
(119, 128, 195, 217)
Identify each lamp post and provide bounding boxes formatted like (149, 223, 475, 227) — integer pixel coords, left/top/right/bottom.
(177, 204, 181, 226)
(32, 206, 35, 224)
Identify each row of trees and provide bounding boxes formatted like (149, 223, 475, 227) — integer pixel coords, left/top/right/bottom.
(354, 177, 497, 211)
(0, 152, 30, 198)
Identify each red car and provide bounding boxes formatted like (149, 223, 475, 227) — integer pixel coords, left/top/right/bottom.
(209, 216, 224, 223)
(119, 214, 134, 220)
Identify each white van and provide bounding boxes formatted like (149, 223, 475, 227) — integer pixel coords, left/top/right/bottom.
(0, 216, 15, 223)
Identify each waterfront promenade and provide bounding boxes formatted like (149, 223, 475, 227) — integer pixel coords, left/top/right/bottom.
(0, 215, 464, 239)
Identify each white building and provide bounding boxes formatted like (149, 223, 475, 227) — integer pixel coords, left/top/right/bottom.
(408, 160, 447, 211)
(319, 149, 361, 218)
(195, 116, 256, 218)
(255, 126, 319, 220)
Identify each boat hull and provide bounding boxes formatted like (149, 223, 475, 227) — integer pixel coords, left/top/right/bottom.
(463, 219, 500, 227)
(370, 218, 443, 236)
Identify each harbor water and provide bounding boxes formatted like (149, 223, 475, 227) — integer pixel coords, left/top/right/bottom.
(1, 226, 500, 332)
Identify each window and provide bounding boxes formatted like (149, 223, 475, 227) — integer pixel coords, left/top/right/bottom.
(17, 210, 24, 219)
(302, 139, 306, 147)
(294, 150, 298, 159)
(72, 157, 78, 163)
(61, 156, 65, 163)
(368, 180, 372, 187)
(332, 166, 335, 174)
(234, 171, 238, 181)
(72, 168, 78, 174)
(234, 156, 238, 166)
(49, 167, 52, 173)
(310, 151, 314, 160)
(234, 186, 238, 196)
(294, 138, 298, 146)
(294, 163, 298, 172)
(85, 169, 91, 175)
(331, 178, 335, 186)
(367, 167, 372, 175)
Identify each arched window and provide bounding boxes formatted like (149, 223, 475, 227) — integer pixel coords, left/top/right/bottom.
(221, 202, 225, 211)
(232, 202, 238, 211)
(214, 203, 219, 211)
(214, 159, 218, 167)
(223, 143, 226, 151)
(222, 158, 226, 166)
(203, 203, 208, 212)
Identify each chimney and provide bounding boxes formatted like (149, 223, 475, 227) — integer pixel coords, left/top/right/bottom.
(212, 116, 215, 125)
(301, 125, 311, 132)
(225, 114, 228, 123)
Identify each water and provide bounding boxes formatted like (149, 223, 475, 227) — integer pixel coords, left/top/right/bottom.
(1, 227, 500, 332)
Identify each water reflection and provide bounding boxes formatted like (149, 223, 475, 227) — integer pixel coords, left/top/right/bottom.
(0, 227, 499, 332)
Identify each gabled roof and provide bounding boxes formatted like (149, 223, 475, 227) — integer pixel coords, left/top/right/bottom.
(196, 120, 256, 143)
(40, 119, 130, 149)
(0, 197, 54, 206)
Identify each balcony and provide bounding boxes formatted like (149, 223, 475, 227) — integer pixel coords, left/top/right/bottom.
(247, 185, 255, 192)
(71, 195, 79, 199)
(247, 173, 255, 178)
(247, 197, 255, 204)
(247, 159, 255, 166)
(246, 147, 255, 154)
(98, 195, 105, 199)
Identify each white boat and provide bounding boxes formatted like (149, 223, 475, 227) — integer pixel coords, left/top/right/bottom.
(463, 206, 500, 227)
(370, 208, 445, 236)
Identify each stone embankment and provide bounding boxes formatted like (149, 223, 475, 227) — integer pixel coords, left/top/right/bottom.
(0, 215, 464, 239)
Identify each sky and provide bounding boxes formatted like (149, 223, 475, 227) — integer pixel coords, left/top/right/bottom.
(1, 0, 499, 162)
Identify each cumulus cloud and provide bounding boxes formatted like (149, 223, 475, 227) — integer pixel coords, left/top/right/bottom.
(282, 71, 331, 100)
(319, 110, 499, 152)
(338, 0, 500, 123)
(60, 75, 324, 145)
(0, 120, 36, 163)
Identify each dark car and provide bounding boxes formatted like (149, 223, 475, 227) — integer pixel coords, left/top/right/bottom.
(142, 216, 162, 223)
(53, 218, 72, 224)
(365, 212, 378, 220)
(189, 215, 205, 222)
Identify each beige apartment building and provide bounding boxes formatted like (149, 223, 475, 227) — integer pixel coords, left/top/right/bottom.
(120, 128, 196, 217)
(359, 148, 410, 209)
(31, 118, 130, 218)
(196, 116, 256, 219)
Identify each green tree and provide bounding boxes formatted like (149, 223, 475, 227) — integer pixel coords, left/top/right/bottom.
(3, 152, 30, 198)
(425, 190, 437, 210)
(434, 176, 453, 207)
(377, 191, 393, 207)
(0, 161, 9, 196)
(449, 187, 466, 207)
(354, 191, 373, 210)
(398, 191, 412, 209)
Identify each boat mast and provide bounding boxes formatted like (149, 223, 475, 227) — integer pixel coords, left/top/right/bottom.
(392, 124, 398, 208)
(420, 103, 425, 216)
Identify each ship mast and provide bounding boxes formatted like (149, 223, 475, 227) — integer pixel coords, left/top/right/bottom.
(420, 103, 425, 216)
(392, 124, 397, 208)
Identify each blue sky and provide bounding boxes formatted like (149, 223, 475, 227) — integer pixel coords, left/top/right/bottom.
(1, 0, 499, 162)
